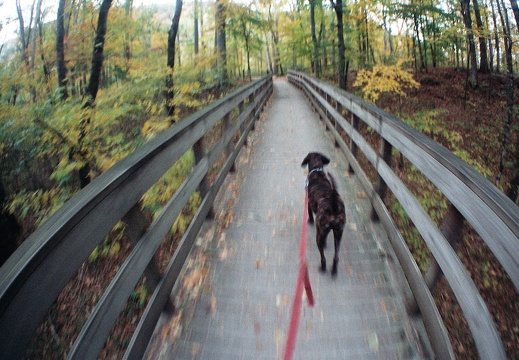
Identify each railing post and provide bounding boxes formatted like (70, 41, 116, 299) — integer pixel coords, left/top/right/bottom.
(335, 101, 342, 148)
(122, 204, 161, 288)
(407, 204, 465, 315)
(239, 100, 247, 147)
(193, 138, 215, 219)
(371, 138, 392, 221)
(349, 112, 359, 174)
(249, 91, 256, 132)
(223, 112, 236, 172)
(324, 93, 330, 130)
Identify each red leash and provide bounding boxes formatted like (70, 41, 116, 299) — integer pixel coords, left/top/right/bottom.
(283, 187, 315, 360)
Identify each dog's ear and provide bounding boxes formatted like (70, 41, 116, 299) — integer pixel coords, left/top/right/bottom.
(320, 154, 331, 166)
(301, 155, 309, 168)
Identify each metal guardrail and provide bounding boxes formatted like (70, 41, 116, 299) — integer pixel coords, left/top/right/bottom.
(0, 75, 273, 359)
(288, 70, 519, 360)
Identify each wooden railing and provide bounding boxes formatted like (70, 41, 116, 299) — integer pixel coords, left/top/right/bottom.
(288, 70, 519, 360)
(0, 75, 273, 360)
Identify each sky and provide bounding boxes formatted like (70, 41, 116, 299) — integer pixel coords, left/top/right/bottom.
(0, 0, 174, 44)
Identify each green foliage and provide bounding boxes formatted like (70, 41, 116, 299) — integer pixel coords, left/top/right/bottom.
(131, 284, 148, 308)
(404, 109, 461, 145)
(9, 189, 72, 226)
(141, 151, 195, 218)
(403, 109, 493, 180)
(88, 221, 125, 262)
(354, 60, 420, 103)
(390, 200, 430, 270)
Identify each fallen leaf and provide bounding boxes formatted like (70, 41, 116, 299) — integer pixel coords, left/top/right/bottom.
(367, 332, 379, 352)
(206, 295, 217, 315)
(191, 343, 201, 357)
(254, 322, 261, 335)
(219, 246, 229, 260)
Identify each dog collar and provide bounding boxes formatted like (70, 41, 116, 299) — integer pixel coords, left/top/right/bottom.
(306, 167, 324, 187)
(309, 167, 324, 175)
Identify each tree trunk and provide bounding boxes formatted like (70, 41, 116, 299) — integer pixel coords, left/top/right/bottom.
(310, 0, 319, 76)
(29, 0, 43, 102)
(418, 0, 429, 69)
(459, 0, 478, 87)
(56, 0, 69, 100)
(16, 0, 35, 102)
(165, 0, 183, 119)
(216, 0, 228, 88)
(38, 20, 51, 89)
(491, 0, 500, 73)
(473, 0, 489, 73)
(413, 11, 425, 68)
(496, 0, 515, 192)
(83, 0, 112, 108)
(271, 14, 283, 75)
(16, 0, 32, 62)
(245, 31, 252, 81)
(331, 0, 347, 90)
(485, 0, 494, 71)
(194, 0, 199, 56)
(509, 0, 519, 32)
(77, 0, 113, 188)
(124, 0, 133, 71)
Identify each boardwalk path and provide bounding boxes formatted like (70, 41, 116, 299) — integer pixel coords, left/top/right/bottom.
(145, 78, 430, 359)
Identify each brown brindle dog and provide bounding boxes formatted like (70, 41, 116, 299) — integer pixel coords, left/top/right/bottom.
(301, 152, 346, 276)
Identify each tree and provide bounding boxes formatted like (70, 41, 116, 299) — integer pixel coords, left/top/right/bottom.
(228, 4, 264, 81)
(459, 0, 478, 87)
(29, 0, 43, 102)
(509, 0, 519, 33)
(76, 0, 113, 188)
(331, 0, 347, 89)
(124, 0, 133, 67)
(166, 0, 184, 118)
(495, 0, 516, 199)
(56, 0, 68, 100)
(473, 0, 489, 73)
(309, 0, 320, 76)
(216, 0, 228, 87)
(194, 0, 199, 56)
(490, 0, 501, 72)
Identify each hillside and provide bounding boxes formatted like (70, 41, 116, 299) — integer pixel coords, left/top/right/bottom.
(350, 67, 519, 359)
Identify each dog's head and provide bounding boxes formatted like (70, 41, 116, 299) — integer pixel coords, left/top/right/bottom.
(301, 152, 330, 171)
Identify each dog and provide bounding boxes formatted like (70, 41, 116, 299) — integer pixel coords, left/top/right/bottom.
(301, 152, 346, 275)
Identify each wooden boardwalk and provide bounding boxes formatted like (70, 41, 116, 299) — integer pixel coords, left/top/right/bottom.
(144, 78, 431, 359)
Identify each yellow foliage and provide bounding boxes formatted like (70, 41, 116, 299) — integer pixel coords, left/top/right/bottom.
(354, 60, 420, 103)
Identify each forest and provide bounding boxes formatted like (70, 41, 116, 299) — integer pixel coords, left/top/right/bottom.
(0, 0, 518, 358)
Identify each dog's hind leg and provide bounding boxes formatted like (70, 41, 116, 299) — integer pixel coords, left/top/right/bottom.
(331, 228, 343, 276)
(316, 228, 329, 272)
(307, 203, 314, 224)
